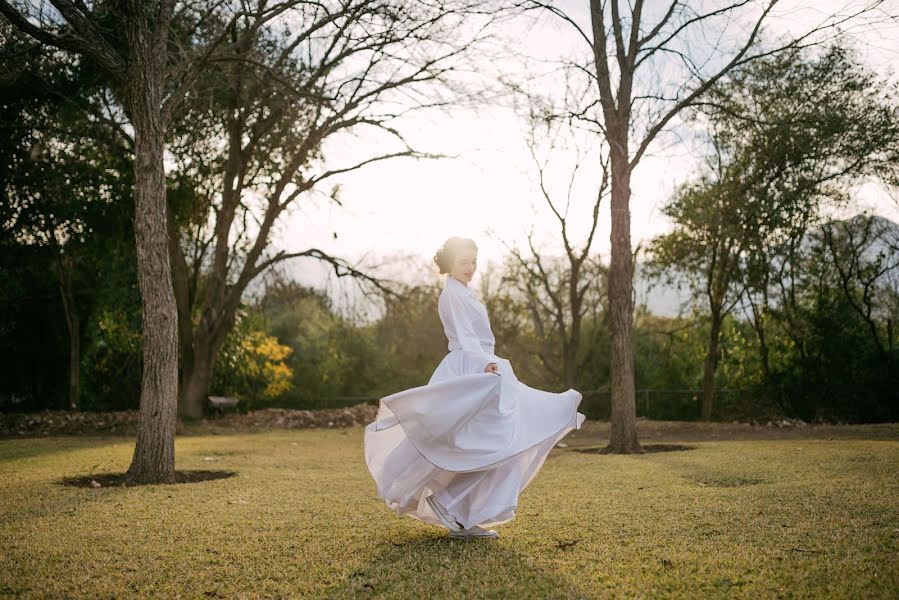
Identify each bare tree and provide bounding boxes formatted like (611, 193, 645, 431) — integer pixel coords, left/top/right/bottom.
(516, 0, 890, 452)
(494, 75, 609, 390)
(165, 1, 497, 417)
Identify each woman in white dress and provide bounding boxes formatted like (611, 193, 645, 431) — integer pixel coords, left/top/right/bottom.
(363, 236, 586, 539)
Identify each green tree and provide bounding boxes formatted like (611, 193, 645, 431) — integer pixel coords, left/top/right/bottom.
(647, 44, 899, 420)
(0, 25, 135, 411)
(1, 0, 241, 483)
(211, 310, 294, 411)
(765, 214, 899, 422)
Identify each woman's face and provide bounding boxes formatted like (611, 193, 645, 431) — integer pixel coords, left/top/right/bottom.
(450, 248, 477, 285)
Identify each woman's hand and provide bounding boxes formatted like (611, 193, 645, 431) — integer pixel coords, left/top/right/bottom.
(484, 362, 499, 374)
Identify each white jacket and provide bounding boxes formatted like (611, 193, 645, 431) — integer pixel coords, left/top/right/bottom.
(437, 275, 500, 373)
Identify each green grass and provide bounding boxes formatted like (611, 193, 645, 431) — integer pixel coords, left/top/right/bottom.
(1, 427, 897, 599)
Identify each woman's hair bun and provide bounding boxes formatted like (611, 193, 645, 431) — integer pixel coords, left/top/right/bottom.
(433, 248, 450, 274)
(433, 237, 477, 275)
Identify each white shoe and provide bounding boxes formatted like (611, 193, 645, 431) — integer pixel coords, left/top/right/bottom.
(449, 525, 499, 539)
(426, 494, 463, 532)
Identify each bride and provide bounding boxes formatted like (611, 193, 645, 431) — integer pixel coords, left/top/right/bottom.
(363, 236, 586, 539)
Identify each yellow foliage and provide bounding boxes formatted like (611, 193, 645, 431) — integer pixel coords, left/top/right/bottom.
(240, 331, 295, 399)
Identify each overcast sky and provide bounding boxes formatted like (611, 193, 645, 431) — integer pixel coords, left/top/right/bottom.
(265, 1, 899, 312)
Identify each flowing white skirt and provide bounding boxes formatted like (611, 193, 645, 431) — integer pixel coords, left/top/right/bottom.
(363, 350, 586, 530)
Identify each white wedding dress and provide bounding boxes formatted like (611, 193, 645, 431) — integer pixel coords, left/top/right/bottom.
(363, 275, 586, 530)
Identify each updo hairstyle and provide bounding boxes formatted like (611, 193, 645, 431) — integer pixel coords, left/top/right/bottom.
(433, 236, 478, 275)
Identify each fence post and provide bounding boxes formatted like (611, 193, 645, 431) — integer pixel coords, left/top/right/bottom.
(644, 389, 650, 418)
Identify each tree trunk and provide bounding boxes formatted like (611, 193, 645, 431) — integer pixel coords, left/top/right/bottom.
(167, 199, 207, 420)
(172, 265, 236, 419)
(170, 256, 238, 419)
(175, 294, 237, 419)
(564, 293, 583, 391)
(562, 342, 576, 390)
(56, 258, 79, 410)
(749, 295, 779, 411)
(757, 326, 770, 382)
(180, 321, 236, 417)
(606, 147, 642, 453)
(67, 312, 80, 411)
(701, 313, 722, 421)
(888, 317, 894, 356)
(124, 39, 179, 485)
(181, 351, 213, 419)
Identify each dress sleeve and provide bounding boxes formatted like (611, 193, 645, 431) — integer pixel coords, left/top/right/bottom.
(438, 291, 500, 372)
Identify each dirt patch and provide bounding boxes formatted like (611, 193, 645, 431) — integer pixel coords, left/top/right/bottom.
(1, 404, 379, 438)
(1, 410, 141, 437)
(561, 418, 899, 446)
(59, 469, 238, 488)
(573, 443, 696, 454)
(692, 475, 765, 487)
(3, 406, 897, 441)
(205, 405, 378, 432)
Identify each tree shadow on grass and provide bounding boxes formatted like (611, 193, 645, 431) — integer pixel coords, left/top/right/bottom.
(325, 533, 591, 599)
(58, 469, 237, 488)
(572, 443, 696, 454)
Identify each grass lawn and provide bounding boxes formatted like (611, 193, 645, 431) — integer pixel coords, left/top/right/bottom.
(1, 424, 897, 599)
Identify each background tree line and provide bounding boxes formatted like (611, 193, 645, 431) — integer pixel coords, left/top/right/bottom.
(3, 23, 898, 424)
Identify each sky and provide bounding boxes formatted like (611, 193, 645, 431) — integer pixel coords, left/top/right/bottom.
(265, 1, 899, 316)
